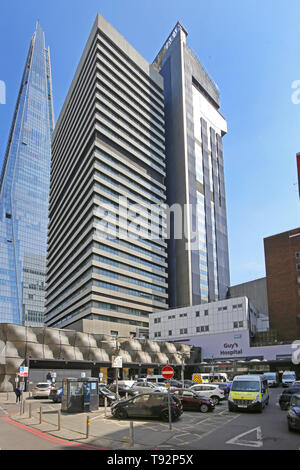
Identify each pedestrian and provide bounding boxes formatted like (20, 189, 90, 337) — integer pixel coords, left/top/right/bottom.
(15, 385, 22, 403)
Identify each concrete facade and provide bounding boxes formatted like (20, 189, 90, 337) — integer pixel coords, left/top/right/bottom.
(45, 14, 169, 334)
(0, 322, 192, 392)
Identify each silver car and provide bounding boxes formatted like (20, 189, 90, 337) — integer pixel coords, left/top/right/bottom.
(32, 382, 53, 398)
(131, 381, 167, 393)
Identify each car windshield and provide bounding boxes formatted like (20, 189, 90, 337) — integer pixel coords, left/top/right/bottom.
(284, 375, 295, 380)
(264, 374, 276, 379)
(231, 381, 260, 392)
(36, 384, 50, 388)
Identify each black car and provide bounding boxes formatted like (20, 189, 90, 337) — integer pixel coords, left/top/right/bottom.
(111, 392, 183, 422)
(99, 384, 117, 406)
(287, 394, 300, 431)
(279, 387, 300, 410)
(108, 383, 138, 398)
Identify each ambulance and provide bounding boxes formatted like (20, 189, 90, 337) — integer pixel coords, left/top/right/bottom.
(228, 374, 269, 412)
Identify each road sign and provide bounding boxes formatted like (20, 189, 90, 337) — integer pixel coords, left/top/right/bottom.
(112, 356, 123, 368)
(19, 366, 28, 377)
(161, 365, 174, 380)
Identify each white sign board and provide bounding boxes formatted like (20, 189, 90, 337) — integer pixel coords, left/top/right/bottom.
(112, 356, 123, 368)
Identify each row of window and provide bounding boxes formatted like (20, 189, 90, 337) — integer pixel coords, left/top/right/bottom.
(154, 304, 244, 323)
(154, 320, 244, 337)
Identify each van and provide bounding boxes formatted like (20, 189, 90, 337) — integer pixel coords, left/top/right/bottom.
(192, 373, 229, 384)
(264, 372, 279, 388)
(282, 371, 296, 388)
(145, 375, 167, 384)
(228, 374, 269, 412)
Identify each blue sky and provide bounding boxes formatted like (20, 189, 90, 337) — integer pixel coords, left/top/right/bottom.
(0, 0, 299, 286)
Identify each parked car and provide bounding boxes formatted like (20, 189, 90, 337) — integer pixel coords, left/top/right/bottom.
(279, 387, 300, 410)
(49, 387, 63, 403)
(99, 384, 117, 406)
(210, 382, 231, 396)
(287, 394, 300, 431)
(108, 383, 138, 398)
(32, 382, 53, 398)
(171, 388, 215, 413)
(190, 383, 225, 405)
(131, 381, 167, 393)
(292, 380, 300, 387)
(182, 380, 197, 388)
(264, 372, 280, 388)
(282, 371, 296, 387)
(111, 392, 183, 422)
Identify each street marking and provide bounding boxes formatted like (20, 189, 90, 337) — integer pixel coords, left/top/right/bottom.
(226, 426, 263, 448)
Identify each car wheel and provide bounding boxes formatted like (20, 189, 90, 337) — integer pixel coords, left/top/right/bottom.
(257, 403, 263, 413)
(228, 403, 235, 412)
(211, 396, 220, 405)
(199, 403, 209, 413)
(160, 409, 171, 422)
(115, 408, 127, 419)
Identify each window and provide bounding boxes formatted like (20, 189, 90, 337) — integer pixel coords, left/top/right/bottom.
(297, 264, 300, 271)
(233, 322, 239, 328)
(195, 311, 200, 317)
(168, 330, 172, 336)
(168, 315, 175, 319)
(223, 306, 227, 311)
(154, 332, 161, 338)
(239, 321, 244, 327)
(154, 318, 161, 324)
(297, 276, 300, 283)
(238, 304, 243, 308)
(110, 330, 118, 336)
(296, 252, 300, 259)
(179, 313, 187, 318)
(180, 328, 188, 334)
(204, 310, 209, 316)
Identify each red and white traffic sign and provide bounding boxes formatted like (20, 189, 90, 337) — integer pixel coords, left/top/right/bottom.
(161, 365, 174, 380)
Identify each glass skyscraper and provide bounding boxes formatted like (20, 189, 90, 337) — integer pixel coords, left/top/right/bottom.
(0, 22, 54, 326)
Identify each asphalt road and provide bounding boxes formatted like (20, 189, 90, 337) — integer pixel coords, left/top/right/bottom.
(0, 389, 299, 451)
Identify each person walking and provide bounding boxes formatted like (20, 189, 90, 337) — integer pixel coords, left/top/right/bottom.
(15, 385, 22, 403)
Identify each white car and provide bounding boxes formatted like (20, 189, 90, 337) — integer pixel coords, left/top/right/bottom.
(32, 382, 52, 398)
(131, 381, 167, 393)
(292, 380, 300, 387)
(189, 384, 225, 405)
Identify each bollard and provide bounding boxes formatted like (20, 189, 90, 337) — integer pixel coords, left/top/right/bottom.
(104, 397, 107, 417)
(29, 403, 32, 419)
(6, 392, 8, 401)
(58, 410, 61, 431)
(39, 407, 42, 424)
(125, 392, 128, 400)
(22, 399, 26, 415)
(86, 415, 90, 439)
(129, 421, 134, 448)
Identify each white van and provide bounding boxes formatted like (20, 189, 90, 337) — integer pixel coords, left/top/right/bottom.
(228, 374, 269, 412)
(282, 371, 296, 388)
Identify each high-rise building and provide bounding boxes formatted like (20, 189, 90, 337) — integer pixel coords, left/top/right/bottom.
(153, 23, 230, 308)
(0, 22, 54, 326)
(264, 227, 300, 342)
(44, 14, 168, 336)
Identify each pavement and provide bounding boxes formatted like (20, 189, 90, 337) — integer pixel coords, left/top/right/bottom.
(0, 392, 236, 450)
